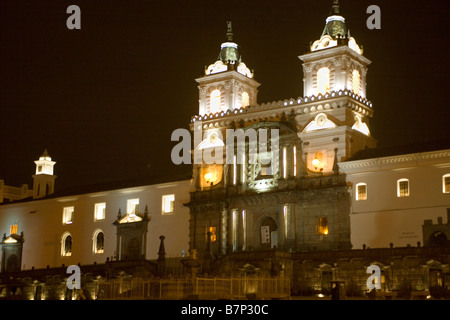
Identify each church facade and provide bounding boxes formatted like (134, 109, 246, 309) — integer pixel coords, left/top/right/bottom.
(0, 1, 449, 299)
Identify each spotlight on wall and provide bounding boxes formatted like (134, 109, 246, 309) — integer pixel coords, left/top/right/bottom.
(312, 158, 320, 170)
(204, 172, 212, 184)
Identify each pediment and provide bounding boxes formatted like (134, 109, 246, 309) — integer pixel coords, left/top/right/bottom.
(303, 113, 337, 133)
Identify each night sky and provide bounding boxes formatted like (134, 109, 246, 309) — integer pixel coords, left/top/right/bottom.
(0, 0, 449, 192)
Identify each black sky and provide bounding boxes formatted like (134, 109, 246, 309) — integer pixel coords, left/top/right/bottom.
(0, 0, 449, 192)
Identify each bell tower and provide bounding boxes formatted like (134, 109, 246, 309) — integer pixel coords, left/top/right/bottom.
(300, 0, 370, 98)
(191, 21, 261, 192)
(196, 21, 260, 116)
(297, 0, 376, 174)
(32, 149, 56, 199)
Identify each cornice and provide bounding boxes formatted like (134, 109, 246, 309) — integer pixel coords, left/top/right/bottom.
(191, 89, 373, 126)
(339, 149, 450, 172)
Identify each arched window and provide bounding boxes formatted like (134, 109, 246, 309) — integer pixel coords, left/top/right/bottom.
(210, 89, 221, 114)
(61, 232, 72, 257)
(352, 69, 361, 95)
(241, 91, 250, 108)
(317, 67, 330, 95)
(93, 230, 104, 254)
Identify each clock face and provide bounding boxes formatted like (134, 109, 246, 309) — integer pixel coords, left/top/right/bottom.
(316, 114, 327, 127)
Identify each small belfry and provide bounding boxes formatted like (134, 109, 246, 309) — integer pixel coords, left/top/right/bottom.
(32, 149, 56, 199)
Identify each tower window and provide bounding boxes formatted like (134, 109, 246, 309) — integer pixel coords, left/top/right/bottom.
(397, 179, 410, 197)
(356, 183, 367, 201)
(63, 207, 74, 225)
(94, 203, 106, 221)
(352, 69, 361, 95)
(443, 174, 450, 194)
(241, 91, 250, 108)
(210, 89, 221, 114)
(317, 67, 330, 95)
(162, 194, 175, 214)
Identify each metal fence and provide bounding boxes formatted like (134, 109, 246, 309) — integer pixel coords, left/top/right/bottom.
(95, 276, 290, 300)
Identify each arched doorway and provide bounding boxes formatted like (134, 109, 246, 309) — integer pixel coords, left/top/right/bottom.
(259, 217, 278, 249)
(429, 231, 448, 247)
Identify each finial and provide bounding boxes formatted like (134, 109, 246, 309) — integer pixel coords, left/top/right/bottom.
(226, 21, 233, 42)
(331, 0, 340, 15)
(42, 148, 50, 158)
(143, 205, 149, 219)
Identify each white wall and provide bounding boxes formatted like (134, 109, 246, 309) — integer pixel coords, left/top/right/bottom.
(340, 150, 450, 249)
(0, 180, 191, 270)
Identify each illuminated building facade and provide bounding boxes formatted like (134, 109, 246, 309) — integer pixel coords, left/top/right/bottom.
(0, 150, 190, 272)
(0, 1, 449, 299)
(185, 2, 450, 293)
(187, 2, 376, 264)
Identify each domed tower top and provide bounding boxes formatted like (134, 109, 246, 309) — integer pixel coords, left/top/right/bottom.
(322, 0, 348, 39)
(218, 21, 241, 65)
(310, 0, 362, 55)
(205, 21, 253, 78)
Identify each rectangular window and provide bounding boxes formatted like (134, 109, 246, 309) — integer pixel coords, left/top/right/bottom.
(126, 199, 139, 214)
(9, 225, 18, 235)
(316, 216, 328, 235)
(443, 175, 450, 194)
(162, 194, 175, 214)
(94, 203, 106, 221)
(63, 206, 74, 225)
(356, 183, 367, 201)
(283, 147, 287, 179)
(397, 179, 409, 197)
